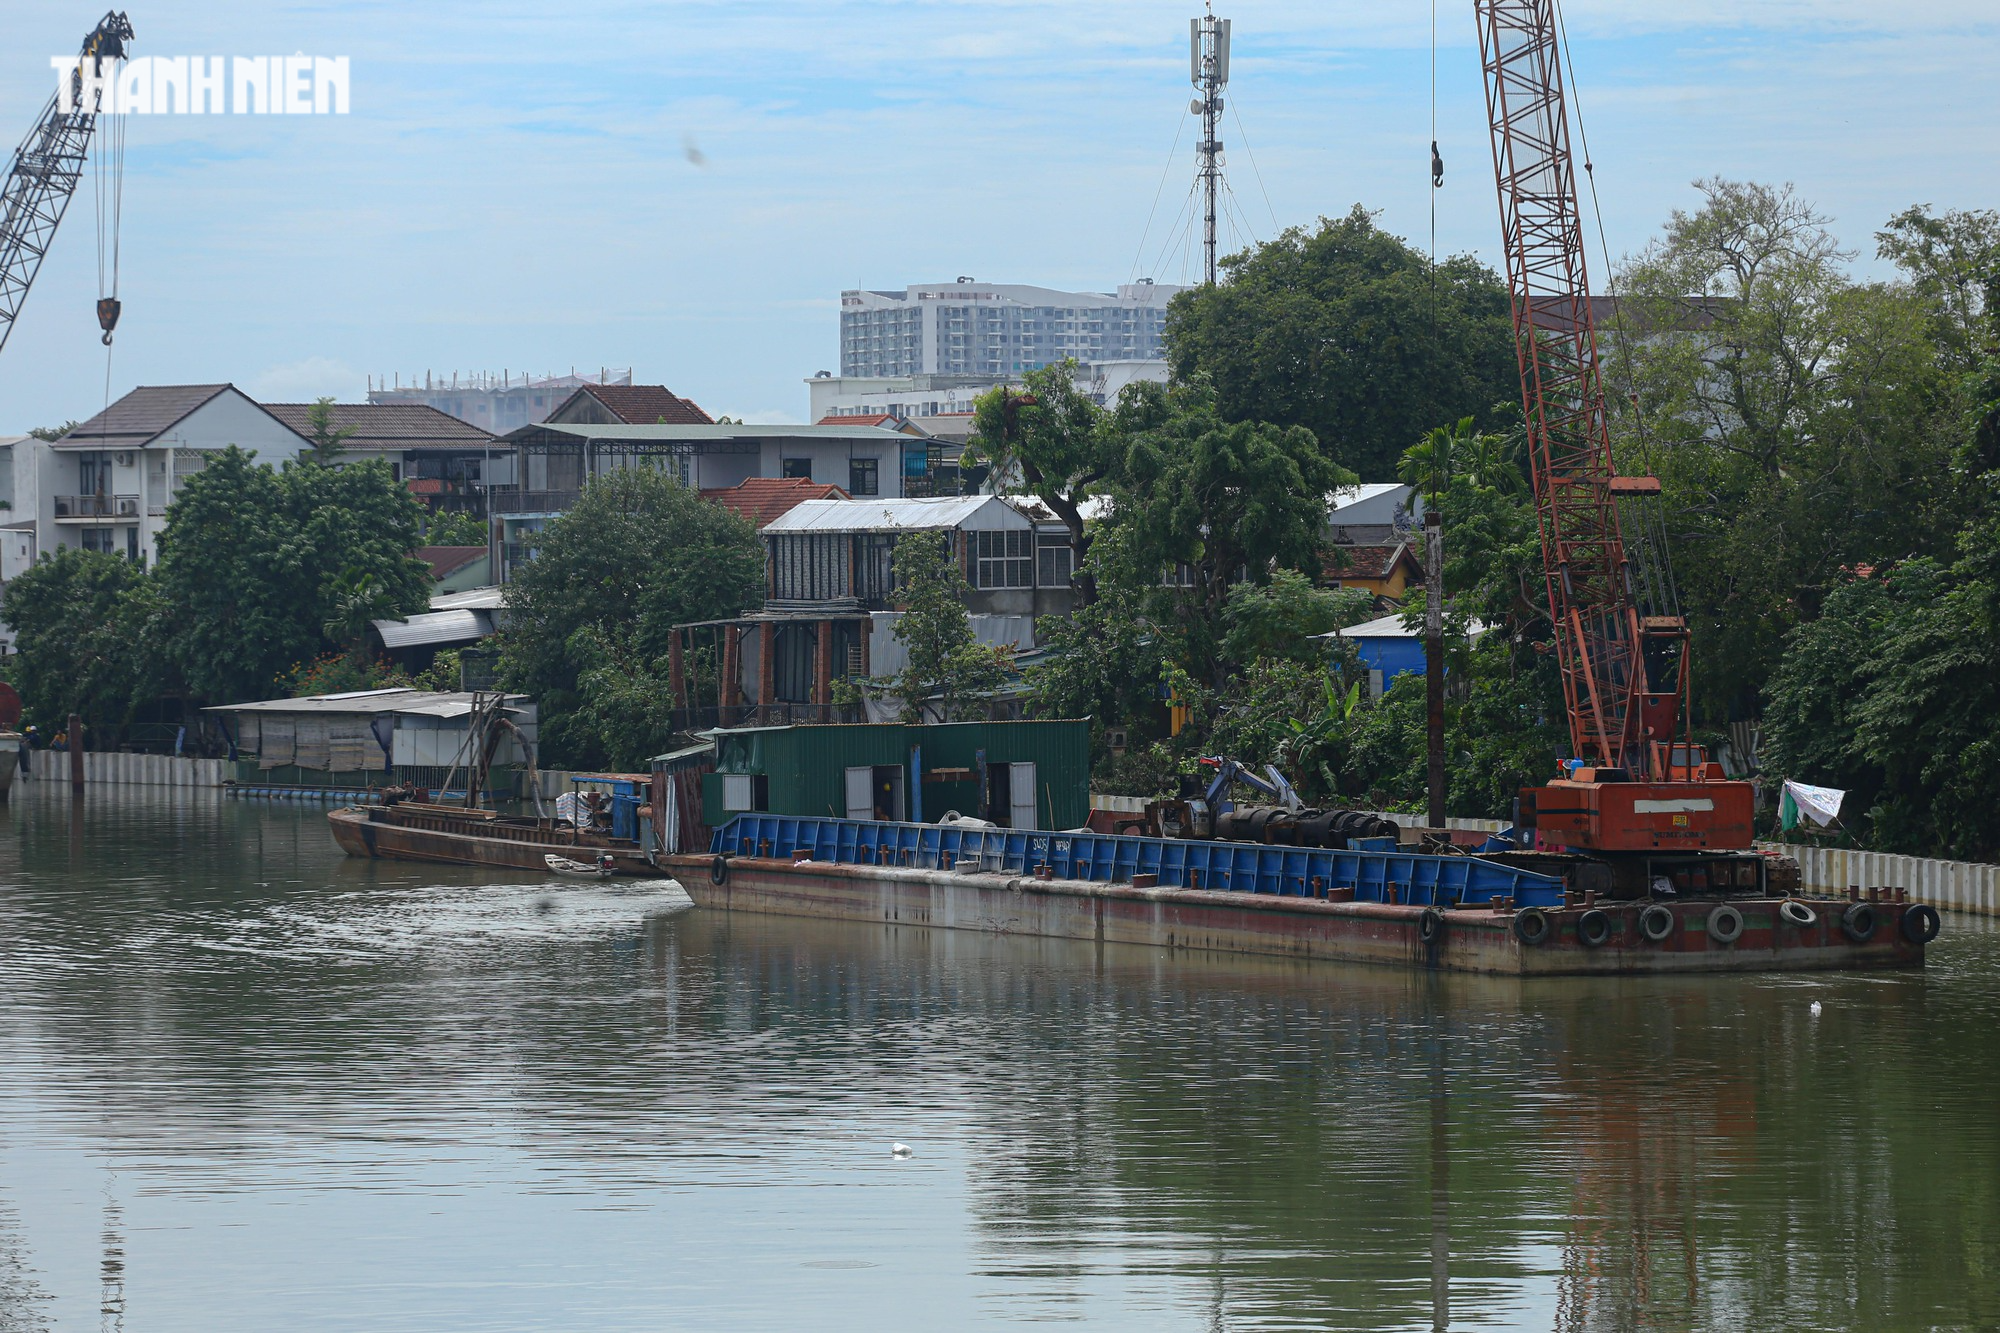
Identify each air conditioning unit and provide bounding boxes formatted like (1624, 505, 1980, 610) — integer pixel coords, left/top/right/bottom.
(117, 497, 138, 517)
(113, 451, 134, 467)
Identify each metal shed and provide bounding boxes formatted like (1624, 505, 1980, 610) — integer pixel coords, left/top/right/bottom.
(697, 719, 1088, 832)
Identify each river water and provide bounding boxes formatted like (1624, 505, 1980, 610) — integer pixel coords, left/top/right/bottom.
(0, 787, 1996, 1331)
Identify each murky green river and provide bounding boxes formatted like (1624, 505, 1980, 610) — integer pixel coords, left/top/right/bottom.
(1, 787, 1997, 1331)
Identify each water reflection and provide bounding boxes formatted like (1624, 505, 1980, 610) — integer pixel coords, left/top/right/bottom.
(0, 787, 1995, 1331)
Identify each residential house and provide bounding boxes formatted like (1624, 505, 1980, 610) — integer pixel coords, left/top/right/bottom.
(1315, 612, 1491, 698)
(1327, 482, 1420, 544)
(0, 435, 41, 586)
(659, 495, 1072, 728)
(262, 402, 501, 515)
(699, 477, 849, 530)
(46, 385, 310, 564)
(488, 421, 924, 581)
(1323, 542, 1424, 600)
(417, 545, 491, 593)
(545, 382, 713, 426)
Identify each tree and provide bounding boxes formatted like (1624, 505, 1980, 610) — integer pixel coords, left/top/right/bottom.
(966, 362, 1115, 600)
(151, 447, 432, 704)
(498, 466, 762, 767)
(1220, 569, 1373, 668)
(27, 422, 77, 442)
(1611, 179, 1960, 718)
(889, 532, 1009, 722)
(322, 568, 401, 667)
(0, 549, 153, 732)
(1875, 204, 2000, 373)
(419, 508, 488, 547)
(302, 397, 357, 465)
(1164, 206, 1519, 479)
(1098, 379, 1353, 685)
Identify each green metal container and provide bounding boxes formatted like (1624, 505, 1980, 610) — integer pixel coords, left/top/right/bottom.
(697, 720, 1088, 831)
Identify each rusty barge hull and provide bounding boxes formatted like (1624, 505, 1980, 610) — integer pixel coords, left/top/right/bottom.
(667, 855, 1923, 976)
(329, 804, 656, 877)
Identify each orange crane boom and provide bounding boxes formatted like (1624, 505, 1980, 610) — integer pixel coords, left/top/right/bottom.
(1473, 0, 1753, 853)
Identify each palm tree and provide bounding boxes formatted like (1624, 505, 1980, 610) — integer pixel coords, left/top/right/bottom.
(322, 568, 399, 666)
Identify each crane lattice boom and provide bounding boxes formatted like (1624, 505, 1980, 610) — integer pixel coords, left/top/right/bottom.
(0, 11, 132, 358)
(1474, 0, 1650, 774)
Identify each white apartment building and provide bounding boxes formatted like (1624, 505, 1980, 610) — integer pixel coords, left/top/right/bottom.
(838, 279, 1188, 378)
(807, 361, 1169, 428)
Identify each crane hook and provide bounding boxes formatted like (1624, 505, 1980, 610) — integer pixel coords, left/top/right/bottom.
(97, 296, 120, 346)
(1431, 141, 1444, 189)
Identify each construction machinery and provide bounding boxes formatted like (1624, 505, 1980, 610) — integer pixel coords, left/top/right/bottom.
(1474, 0, 1760, 895)
(0, 11, 133, 358)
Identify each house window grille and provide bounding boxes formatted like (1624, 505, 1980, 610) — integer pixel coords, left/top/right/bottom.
(848, 458, 879, 496)
(1036, 534, 1073, 589)
(974, 530, 1033, 589)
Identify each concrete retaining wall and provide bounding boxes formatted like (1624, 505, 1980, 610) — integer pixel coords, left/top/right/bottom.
(49, 752, 229, 787)
(1757, 842, 2000, 918)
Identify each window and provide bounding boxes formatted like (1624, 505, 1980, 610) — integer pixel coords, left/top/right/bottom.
(1036, 534, 1073, 589)
(848, 457, 879, 496)
(721, 773, 768, 812)
(81, 527, 115, 554)
(782, 457, 813, 480)
(974, 530, 1033, 589)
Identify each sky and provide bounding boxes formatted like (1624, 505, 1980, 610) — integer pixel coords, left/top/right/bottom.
(0, 0, 1994, 433)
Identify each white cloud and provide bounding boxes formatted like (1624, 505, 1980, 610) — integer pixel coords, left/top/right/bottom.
(245, 357, 362, 403)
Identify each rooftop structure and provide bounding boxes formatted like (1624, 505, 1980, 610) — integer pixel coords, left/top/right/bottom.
(367, 369, 633, 433)
(699, 477, 850, 530)
(545, 383, 713, 427)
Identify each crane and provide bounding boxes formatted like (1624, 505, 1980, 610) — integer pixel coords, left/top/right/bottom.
(0, 11, 134, 358)
(1473, 0, 1757, 877)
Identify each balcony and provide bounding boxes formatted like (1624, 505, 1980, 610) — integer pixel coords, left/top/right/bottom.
(54, 494, 140, 522)
(489, 489, 579, 516)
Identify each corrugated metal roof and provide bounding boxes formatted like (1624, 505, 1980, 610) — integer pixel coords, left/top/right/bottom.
(205, 689, 525, 715)
(763, 495, 1022, 534)
(430, 585, 504, 611)
(372, 609, 492, 649)
(1327, 483, 1409, 512)
(1312, 613, 1492, 641)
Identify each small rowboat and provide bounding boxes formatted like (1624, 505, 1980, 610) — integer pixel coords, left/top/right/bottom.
(545, 852, 615, 878)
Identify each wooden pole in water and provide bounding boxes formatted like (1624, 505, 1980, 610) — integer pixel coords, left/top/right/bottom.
(68, 713, 83, 794)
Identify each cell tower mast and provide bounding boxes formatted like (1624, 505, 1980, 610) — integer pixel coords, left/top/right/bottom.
(1190, 8, 1231, 285)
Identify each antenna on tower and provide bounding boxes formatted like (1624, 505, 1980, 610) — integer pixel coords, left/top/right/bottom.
(1190, 5, 1231, 285)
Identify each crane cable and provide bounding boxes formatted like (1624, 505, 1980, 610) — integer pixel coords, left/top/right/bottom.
(92, 67, 125, 349)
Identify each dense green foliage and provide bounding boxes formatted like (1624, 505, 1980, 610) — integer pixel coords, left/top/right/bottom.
(419, 508, 489, 547)
(498, 467, 762, 768)
(152, 448, 432, 706)
(1, 449, 432, 736)
(1164, 206, 1519, 479)
(889, 532, 1010, 722)
(0, 550, 151, 733)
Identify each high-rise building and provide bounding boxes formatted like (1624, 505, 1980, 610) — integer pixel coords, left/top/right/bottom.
(838, 280, 1189, 378)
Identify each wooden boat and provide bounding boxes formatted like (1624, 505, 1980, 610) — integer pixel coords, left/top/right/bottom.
(545, 852, 614, 878)
(329, 802, 657, 876)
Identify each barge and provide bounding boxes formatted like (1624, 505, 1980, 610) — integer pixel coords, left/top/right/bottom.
(329, 801, 658, 876)
(664, 814, 1935, 976)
